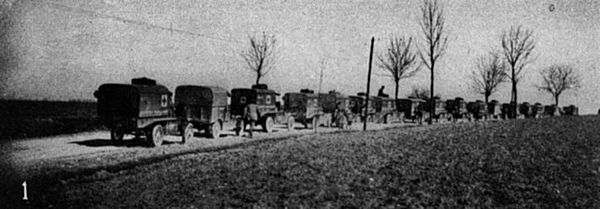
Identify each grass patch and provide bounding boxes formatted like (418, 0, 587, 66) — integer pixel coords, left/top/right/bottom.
(31, 116, 600, 208)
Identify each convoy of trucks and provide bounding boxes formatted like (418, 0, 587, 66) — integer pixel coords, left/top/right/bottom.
(94, 77, 579, 147)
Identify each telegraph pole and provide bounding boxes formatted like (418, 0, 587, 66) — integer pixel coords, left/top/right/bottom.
(318, 59, 325, 94)
(364, 37, 375, 131)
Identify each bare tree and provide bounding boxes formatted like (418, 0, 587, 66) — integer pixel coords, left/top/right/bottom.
(501, 25, 535, 118)
(470, 52, 507, 105)
(377, 36, 420, 105)
(418, 0, 448, 124)
(241, 32, 277, 85)
(537, 64, 581, 106)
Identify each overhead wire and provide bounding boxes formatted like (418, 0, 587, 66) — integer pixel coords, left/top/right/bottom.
(38, 1, 244, 44)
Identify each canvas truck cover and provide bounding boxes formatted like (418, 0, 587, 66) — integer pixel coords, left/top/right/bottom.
(319, 92, 349, 113)
(283, 93, 307, 110)
(95, 83, 172, 125)
(283, 92, 320, 110)
(230, 88, 279, 116)
(175, 85, 228, 122)
(372, 96, 384, 112)
(175, 85, 228, 107)
(397, 98, 425, 113)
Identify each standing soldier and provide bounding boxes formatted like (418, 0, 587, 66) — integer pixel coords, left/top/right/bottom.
(243, 101, 259, 138)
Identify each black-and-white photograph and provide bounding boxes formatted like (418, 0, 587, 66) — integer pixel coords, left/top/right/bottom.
(0, 0, 598, 208)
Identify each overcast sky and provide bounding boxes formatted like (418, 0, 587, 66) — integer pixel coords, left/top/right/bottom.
(0, 0, 598, 113)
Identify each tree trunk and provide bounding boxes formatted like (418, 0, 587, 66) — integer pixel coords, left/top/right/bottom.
(554, 94, 559, 107)
(511, 65, 517, 119)
(514, 80, 519, 119)
(484, 94, 489, 120)
(394, 81, 399, 110)
(256, 74, 260, 85)
(429, 63, 434, 125)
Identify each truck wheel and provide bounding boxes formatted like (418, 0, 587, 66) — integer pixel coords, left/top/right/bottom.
(264, 117, 274, 133)
(211, 122, 221, 139)
(148, 124, 164, 147)
(235, 119, 244, 136)
(110, 128, 124, 142)
(181, 123, 194, 144)
(287, 116, 295, 131)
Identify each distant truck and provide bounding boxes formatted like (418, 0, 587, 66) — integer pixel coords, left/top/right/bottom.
(94, 78, 182, 146)
(531, 103, 545, 118)
(175, 85, 229, 140)
(230, 84, 294, 135)
(501, 103, 522, 119)
(446, 97, 471, 121)
(372, 96, 401, 124)
(423, 97, 449, 122)
(544, 104, 560, 117)
(467, 100, 487, 120)
(397, 97, 425, 123)
(282, 89, 331, 129)
(349, 94, 376, 123)
(562, 105, 579, 116)
(519, 102, 533, 118)
(319, 91, 355, 128)
(487, 100, 502, 119)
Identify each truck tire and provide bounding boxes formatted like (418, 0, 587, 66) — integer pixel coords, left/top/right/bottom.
(110, 128, 124, 143)
(287, 116, 295, 131)
(148, 124, 164, 147)
(264, 117, 274, 133)
(211, 122, 221, 139)
(181, 123, 194, 144)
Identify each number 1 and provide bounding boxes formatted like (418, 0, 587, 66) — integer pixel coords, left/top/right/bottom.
(22, 181, 28, 200)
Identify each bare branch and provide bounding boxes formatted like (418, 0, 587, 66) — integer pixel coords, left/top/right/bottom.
(377, 35, 420, 100)
(469, 51, 508, 102)
(537, 64, 581, 106)
(240, 32, 277, 85)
